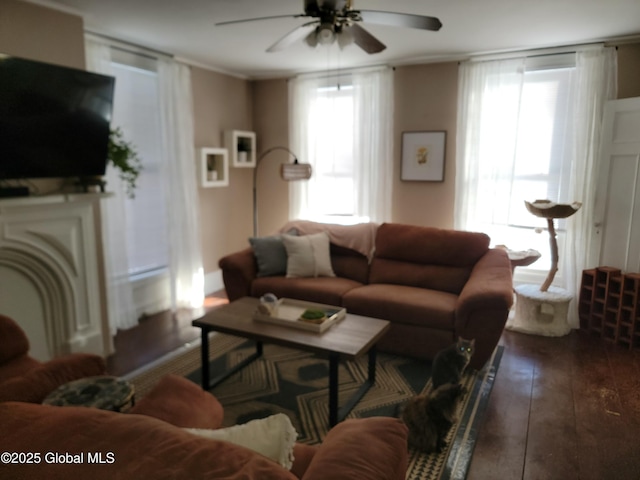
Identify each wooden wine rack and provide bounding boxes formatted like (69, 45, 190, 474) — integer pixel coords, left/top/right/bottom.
(579, 267, 640, 350)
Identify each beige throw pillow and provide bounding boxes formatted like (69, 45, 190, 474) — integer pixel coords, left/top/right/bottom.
(184, 413, 298, 470)
(282, 232, 335, 278)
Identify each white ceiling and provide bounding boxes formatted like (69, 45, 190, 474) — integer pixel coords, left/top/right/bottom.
(38, 0, 640, 79)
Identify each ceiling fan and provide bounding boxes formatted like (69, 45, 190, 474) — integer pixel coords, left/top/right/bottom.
(216, 0, 442, 54)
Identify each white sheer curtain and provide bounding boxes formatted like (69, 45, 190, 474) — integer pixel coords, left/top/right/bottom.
(289, 67, 393, 223)
(352, 68, 394, 223)
(85, 37, 138, 334)
(455, 46, 617, 328)
(87, 37, 204, 325)
(157, 59, 205, 309)
(289, 75, 323, 221)
(454, 58, 526, 233)
(564, 47, 617, 326)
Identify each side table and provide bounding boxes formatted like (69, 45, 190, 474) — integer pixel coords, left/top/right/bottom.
(43, 375, 135, 412)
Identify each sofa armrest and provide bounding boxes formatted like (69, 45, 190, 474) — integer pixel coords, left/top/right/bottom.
(301, 417, 408, 480)
(455, 248, 513, 368)
(0, 314, 30, 363)
(0, 353, 106, 403)
(129, 374, 224, 429)
(219, 247, 258, 301)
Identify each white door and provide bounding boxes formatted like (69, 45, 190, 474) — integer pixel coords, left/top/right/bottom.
(592, 96, 640, 271)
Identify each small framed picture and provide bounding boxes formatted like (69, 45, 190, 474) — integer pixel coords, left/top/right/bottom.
(401, 131, 446, 182)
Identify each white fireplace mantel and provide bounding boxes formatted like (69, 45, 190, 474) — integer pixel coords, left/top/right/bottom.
(0, 193, 111, 360)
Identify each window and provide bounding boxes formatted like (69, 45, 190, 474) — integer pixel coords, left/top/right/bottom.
(290, 68, 393, 226)
(306, 84, 358, 222)
(109, 50, 169, 279)
(459, 55, 576, 275)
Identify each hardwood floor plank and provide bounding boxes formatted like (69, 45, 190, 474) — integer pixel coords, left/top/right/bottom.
(467, 332, 533, 479)
(571, 332, 640, 480)
(522, 335, 580, 480)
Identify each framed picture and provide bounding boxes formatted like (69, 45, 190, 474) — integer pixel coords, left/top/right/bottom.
(401, 131, 446, 182)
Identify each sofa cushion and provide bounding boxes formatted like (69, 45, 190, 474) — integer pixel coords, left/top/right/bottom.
(283, 232, 335, 278)
(302, 417, 408, 480)
(330, 244, 370, 284)
(370, 223, 490, 294)
(0, 354, 40, 384)
(0, 402, 297, 480)
(374, 223, 490, 266)
(343, 284, 457, 330)
(252, 276, 363, 307)
(0, 354, 106, 404)
(369, 258, 473, 295)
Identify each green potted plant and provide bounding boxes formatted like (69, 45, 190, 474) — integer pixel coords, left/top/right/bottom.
(108, 127, 143, 198)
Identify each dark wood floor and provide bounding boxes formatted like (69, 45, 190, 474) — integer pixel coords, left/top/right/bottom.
(107, 296, 640, 480)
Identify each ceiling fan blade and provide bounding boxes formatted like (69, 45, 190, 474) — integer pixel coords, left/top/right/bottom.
(359, 10, 442, 31)
(267, 22, 319, 52)
(348, 23, 386, 54)
(216, 14, 304, 27)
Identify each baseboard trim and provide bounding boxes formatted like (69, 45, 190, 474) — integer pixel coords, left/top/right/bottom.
(205, 269, 224, 295)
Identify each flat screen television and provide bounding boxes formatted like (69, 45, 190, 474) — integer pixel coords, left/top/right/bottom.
(0, 54, 115, 182)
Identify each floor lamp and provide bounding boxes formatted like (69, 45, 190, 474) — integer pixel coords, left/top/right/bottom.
(253, 146, 312, 237)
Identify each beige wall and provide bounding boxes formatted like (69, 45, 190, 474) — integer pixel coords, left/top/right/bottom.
(252, 79, 290, 236)
(191, 67, 254, 273)
(617, 43, 640, 99)
(392, 63, 458, 228)
(0, 0, 85, 69)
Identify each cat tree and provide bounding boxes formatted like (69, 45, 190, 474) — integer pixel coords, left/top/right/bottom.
(507, 199, 582, 336)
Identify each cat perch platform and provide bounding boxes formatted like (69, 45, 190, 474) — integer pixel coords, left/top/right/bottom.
(506, 200, 581, 337)
(508, 284, 573, 336)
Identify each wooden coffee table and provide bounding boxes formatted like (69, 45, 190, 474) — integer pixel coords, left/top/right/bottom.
(192, 296, 390, 427)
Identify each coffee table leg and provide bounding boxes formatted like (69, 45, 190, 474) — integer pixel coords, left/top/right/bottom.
(330, 346, 378, 427)
(201, 339, 264, 390)
(329, 353, 339, 427)
(200, 328, 210, 390)
(368, 346, 377, 383)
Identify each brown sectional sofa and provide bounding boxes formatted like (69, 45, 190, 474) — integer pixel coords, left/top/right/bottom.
(220, 222, 514, 369)
(0, 374, 409, 480)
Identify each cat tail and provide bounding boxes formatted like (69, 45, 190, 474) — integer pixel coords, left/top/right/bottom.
(393, 400, 408, 419)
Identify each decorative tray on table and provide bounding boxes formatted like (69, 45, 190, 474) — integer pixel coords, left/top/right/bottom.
(253, 298, 346, 333)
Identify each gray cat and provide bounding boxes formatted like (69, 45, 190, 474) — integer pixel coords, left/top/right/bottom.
(431, 337, 475, 389)
(401, 382, 465, 453)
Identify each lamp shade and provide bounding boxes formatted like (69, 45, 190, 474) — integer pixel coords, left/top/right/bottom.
(281, 161, 312, 181)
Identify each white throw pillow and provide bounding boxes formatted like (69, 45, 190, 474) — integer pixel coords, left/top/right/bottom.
(184, 413, 298, 470)
(282, 232, 335, 278)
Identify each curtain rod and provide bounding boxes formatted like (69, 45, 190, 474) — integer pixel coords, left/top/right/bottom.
(292, 64, 393, 81)
(85, 31, 174, 61)
(464, 42, 607, 63)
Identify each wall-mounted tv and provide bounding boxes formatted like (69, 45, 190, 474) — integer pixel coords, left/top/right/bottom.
(0, 54, 115, 183)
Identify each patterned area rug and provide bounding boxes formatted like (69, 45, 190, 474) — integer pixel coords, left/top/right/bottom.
(125, 334, 502, 480)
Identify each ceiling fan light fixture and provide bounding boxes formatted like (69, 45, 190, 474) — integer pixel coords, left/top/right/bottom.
(305, 29, 319, 47)
(316, 23, 336, 45)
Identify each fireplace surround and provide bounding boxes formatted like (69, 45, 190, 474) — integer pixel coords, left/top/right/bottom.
(0, 193, 110, 360)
